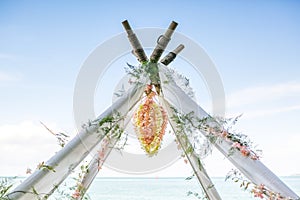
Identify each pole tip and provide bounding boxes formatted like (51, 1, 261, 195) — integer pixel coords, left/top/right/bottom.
(174, 44, 185, 54)
(169, 21, 178, 30)
(122, 20, 131, 31)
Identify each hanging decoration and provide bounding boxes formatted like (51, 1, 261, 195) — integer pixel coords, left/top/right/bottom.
(133, 84, 168, 156)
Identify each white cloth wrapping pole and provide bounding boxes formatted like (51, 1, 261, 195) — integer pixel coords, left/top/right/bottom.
(7, 84, 145, 200)
(74, 136, 118, 200)
(160, 66, 299, 199)
(162, 98, 222, 200)
(74, 112, 134, 200)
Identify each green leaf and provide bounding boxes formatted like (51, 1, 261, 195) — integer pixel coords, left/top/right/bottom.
(185, 174, 195, 180)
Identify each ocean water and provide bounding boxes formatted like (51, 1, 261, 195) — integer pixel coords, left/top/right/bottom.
(86, 177, 300, 200)
(4, 176, 300, 199)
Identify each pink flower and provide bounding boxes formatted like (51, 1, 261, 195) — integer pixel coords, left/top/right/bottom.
(252, 184, 265, 199)
(232, 142, 241, 149)
(240, 146, 250, 156)
(254, 192, 264, 198)
(98, 149, 105, 160)
(258, 184, 265, 190)
(251, 154, 260, 160)
(72, 190, 81, 198)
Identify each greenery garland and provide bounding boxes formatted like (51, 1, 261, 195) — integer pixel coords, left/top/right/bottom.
(171, 107, 298, 200)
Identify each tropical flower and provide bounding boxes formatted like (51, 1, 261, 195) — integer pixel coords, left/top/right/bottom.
(133, 84, 168, 156)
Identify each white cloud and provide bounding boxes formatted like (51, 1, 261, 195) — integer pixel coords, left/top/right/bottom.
(222, 82, 300, 176)
(258, 134, 300, 176)
(227, 82, 300, 109)
(225, 82, 300, 119)
(231, 104, 300, 119)
(0, 121, 64, 176)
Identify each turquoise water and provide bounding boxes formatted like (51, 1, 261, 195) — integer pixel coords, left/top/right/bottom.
(86, 177, 300, 200)
(4, 176, 300, 199)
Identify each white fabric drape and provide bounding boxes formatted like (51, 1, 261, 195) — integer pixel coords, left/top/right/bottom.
(160, 65, 299, 199)
(7, 62, 300, 200)
(74, 109, 137, 200)
(162, 98, 222, 200)
(7, 84, 145, 200)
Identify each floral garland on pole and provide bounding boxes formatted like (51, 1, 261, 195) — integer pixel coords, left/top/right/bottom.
(71, 163, 90, 199)
(2, 111, 126, 200)
(171, 107, 298, 200)
(171, 108, 262, 160)
(226, 169, 295, 200)
(205, 116, 262, 161)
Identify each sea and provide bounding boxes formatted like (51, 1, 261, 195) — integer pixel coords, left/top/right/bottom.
(3, 176, 300, 199)
(86, 177, 300, 200)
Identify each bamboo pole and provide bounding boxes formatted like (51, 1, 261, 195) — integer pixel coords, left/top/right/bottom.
(160, 44, 184, 66)
(150, 21, 178, 63)
(122, 20, 148, 63)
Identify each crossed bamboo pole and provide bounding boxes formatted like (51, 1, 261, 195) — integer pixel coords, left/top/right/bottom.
(74, 20, 220, 200)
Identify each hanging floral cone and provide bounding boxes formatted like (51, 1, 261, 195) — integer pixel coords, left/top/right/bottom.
(133, 85, 168, 156)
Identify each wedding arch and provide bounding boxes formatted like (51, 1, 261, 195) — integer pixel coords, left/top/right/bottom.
(6, 20, 299, 200)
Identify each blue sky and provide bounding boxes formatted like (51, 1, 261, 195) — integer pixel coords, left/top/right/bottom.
(1, 1, 300, 179)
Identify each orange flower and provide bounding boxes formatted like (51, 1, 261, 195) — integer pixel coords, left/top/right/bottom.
(240, 146, 250, 157)
(221, 130, 228, 138)
(133, 85, 168, 156)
